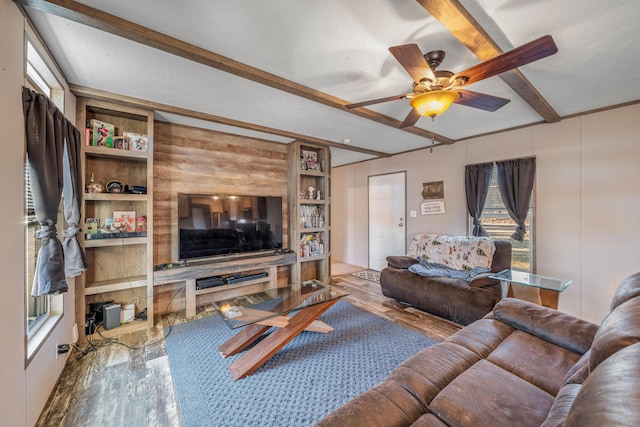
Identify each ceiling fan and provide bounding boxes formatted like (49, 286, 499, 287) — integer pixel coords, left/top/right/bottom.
(346, 35, 558, 128)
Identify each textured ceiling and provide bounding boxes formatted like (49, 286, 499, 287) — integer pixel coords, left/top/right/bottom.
(21, 0, 640, 166)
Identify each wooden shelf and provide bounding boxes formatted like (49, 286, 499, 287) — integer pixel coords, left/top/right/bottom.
(85, 193, 147, 201)
(77, 97, 154, 343)
(84, 237, 147, 248)
(195, 276, 272, 296)
(85, 144, 148, 160)
(90, 319, 148, 339)
(299, 169, 326, 177)
(300, 254, 327, 262)
(84, 276, 148, 295)
(289, 142, 331, 285)
(153, 253, 297, 318)
(299, 199, 326, 204)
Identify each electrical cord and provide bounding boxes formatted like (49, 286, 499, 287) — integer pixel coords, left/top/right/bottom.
(73, 285, 185, 359)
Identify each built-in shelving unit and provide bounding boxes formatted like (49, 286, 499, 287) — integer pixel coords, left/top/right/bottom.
(76, 98, 154, 339)
(288, 141, 331, 284)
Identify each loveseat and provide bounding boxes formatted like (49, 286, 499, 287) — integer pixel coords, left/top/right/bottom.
(381, 233, 512, 325)
(317, 272, 640, 427)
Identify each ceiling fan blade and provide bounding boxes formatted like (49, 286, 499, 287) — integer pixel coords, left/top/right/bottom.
(399, 109, 422, 128)
(389, 44, 436, 83)
(453, 35, 558, 86)
(345, 93, 412, 109)
(454, 90, 510, 111)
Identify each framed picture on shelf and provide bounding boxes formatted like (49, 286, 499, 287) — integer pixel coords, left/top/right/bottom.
(302, 150, 317, 162)
(113, 210, 136, 232)
(301, 149, 322, 171)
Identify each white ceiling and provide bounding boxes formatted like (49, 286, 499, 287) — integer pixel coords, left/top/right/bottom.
(22, 0, 640, 166)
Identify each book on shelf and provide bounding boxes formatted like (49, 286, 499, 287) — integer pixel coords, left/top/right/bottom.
(300, 204, 324, 228)
(299, 233, 324, 257)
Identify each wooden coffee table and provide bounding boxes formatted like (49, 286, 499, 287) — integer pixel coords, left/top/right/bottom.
(212, 280, 347, 380)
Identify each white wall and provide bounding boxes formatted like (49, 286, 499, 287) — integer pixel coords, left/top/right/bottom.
(1, 2, 79, 425)
(332, 104, 640, 324)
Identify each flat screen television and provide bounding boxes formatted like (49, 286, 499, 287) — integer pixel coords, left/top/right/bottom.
(178, 193, 283, 261)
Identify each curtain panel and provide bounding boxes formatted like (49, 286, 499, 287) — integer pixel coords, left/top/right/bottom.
(495, 158, 536, 242)
(465, 162, 494, 237)
(22, 87, 87, 296)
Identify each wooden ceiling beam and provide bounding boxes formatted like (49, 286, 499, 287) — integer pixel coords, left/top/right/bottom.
(19, 0, 453, 144)
(69, 84, 391, 158)
(416, 0, 560, 123)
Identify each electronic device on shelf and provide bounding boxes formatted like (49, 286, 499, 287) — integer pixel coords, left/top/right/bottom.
(224, 272, 268, 285)
(177, 194, 283, 262)
(195, 276, 225, 290)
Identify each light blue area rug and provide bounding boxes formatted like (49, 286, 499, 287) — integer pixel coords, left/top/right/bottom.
(165, 300, 437, 427)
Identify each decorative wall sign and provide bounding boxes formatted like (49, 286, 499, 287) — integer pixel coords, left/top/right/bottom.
(422, 181, 444, 199)
(421, 181, 445, 215)
(421, 200, 446, 215)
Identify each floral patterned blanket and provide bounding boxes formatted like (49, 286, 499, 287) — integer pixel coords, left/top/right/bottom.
(406, 233, 496, 271)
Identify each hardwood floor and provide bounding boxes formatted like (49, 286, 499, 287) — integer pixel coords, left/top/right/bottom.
(36, 269, 461, 426)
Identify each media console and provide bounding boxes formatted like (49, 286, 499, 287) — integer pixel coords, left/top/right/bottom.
(153, 252, 297, 318)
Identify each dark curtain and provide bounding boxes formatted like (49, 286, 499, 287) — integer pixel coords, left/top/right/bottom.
(62, 119, 88, 277)
(22, 87, 87, 296)
(465, 162, 494, 236)
(496, 157, 536, 242)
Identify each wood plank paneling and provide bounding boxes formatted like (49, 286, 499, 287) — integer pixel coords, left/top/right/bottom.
(153, 121, 290, 265)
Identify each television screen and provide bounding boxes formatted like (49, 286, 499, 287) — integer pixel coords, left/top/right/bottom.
(178, 194, 283, 261)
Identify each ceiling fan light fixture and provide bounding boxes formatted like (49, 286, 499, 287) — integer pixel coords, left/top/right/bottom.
(410, 90, 459, 118)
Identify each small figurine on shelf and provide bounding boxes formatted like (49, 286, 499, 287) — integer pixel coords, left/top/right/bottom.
(307, 186, 315, 199)
(316, 190, 321, 200)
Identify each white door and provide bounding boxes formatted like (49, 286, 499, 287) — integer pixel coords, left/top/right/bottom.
(369, 172, 406, 271)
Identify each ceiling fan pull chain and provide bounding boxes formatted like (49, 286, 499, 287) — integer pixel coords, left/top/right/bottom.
(430, 116, 436, 153)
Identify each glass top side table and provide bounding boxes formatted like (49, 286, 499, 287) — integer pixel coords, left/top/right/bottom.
(490, 269, 573, 309)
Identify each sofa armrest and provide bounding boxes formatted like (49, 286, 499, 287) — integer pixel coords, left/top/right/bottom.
(493, 298, 599, 355)
(469, 272, 499, 288)
(386, 255, 419, 269)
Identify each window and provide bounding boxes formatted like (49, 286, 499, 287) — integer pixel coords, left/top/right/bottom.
(26, 38, 64, 110)
(24, 36, 65, 345)
(473, 165, 535, 272)
(25, 165, 50, 335)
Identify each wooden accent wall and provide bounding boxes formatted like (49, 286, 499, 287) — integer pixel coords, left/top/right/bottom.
(153, 121, 290, 265)
(152, 122, 290, 314)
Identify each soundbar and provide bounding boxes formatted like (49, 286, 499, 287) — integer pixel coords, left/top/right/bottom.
(225, 272, 268, 284)
(196, 276, 225, 290)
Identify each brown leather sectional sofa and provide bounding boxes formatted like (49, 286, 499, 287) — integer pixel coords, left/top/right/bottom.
(316, 272, 640, 427)
(381, 239, 512, 325)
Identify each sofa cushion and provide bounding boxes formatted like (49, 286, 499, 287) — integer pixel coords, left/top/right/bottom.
(492, 298, 598, 355)
(387, 342, 482, 407)
(608, 271, 640, 311)
(564, 342, 640, 427)
(445, 318, 514, 357)
(407, 233, 496, 271)
(386, 255, 419, 269)
(487, 330, 581, 395)
(562, 349, 591, 385)
(314, 379, 426, 427)
(412, 414, 449, 426)
(589, 296, 640, 371)
(429, 359, 555, 427)
(539, 383, 582, 427)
